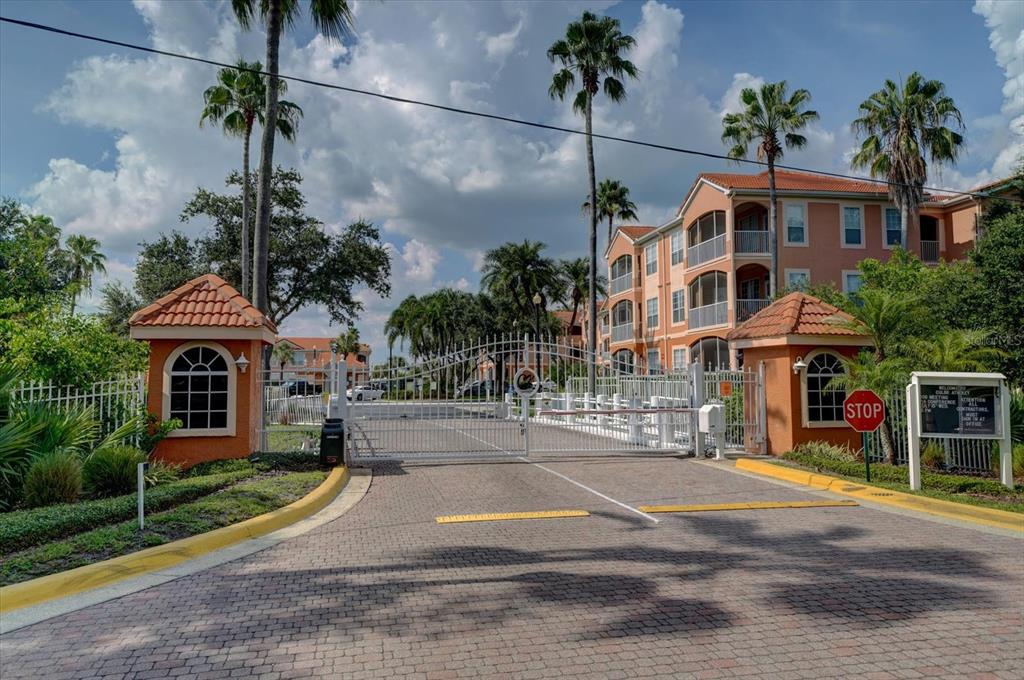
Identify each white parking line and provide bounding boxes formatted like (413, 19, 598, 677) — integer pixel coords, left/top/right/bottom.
(430, 419, 660, 524)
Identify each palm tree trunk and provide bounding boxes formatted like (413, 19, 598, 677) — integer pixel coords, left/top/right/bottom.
(252, 0, 281, 314)
(608, 215, 613, 245)
(900, 202, 910, 251)
(585, 93, 598, 396)
(241, 124, 252, 298)
(767, 155, 778, 298)
(879, 419, 897, 465)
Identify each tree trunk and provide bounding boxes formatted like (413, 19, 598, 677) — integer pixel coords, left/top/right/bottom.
(767, 155, 778, 298)
(879, 418, 897, 465)
(241, 123, 252, 299)
(608, 215, 613, 245)
(585, 93, 598, 396)
(252, 0, 281, 313)
(900, 202, 910, 250)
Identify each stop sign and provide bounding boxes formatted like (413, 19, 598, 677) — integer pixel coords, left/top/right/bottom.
(843, 389, 885, 432)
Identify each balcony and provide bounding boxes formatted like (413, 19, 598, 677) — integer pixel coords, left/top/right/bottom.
(920, 240, 940, 263)
(610, 272, 634, 296)
(737, 298, 770, 321)
(611, 323, 634, 343)
(687, 233, 726, 267)
(734, 230, 769, 254)
(689, 301, 728, 329)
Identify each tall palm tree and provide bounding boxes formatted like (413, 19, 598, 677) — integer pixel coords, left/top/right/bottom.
(64, 234, 106, 315)
(561, 257, 607, 333)
(909, 329, 1004, 373)
(721, 81, 819, 298)
(583, 179, 639, 242)
(200, 59, 303, 298)
(331, 327, 361, 361)
(480, 241, 564, 326)
(852, 73, 964, 251)
(231, 0, 355, 313)
(548, 11, 638, 394)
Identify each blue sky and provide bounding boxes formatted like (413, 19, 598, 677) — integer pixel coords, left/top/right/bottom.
(0, 0, 1019, 357)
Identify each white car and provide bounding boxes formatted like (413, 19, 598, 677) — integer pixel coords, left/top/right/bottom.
(347, 385, 384, 402)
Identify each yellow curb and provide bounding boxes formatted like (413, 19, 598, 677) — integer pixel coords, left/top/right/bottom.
(638, 500, 859, 513)
(0, 466, 350, 614)
(735, 458, 1024, 533)
(436, 510, 590, 524)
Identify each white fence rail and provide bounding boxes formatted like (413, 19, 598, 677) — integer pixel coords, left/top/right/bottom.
(687, 234, 726, 267)
(7, 373, 147, 438)
(734, 230, 769, 254)
(689, 300, 728, 329)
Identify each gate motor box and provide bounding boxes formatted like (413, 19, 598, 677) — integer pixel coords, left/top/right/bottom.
(319, 418, 345, 466)
(698, 403, 725, 434)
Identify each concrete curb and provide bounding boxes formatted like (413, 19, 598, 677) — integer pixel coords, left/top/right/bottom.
(0, 466, 351, 615)
(735, 458, 1024, 534)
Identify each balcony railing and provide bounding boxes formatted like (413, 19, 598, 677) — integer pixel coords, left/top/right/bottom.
(611, 323, 634, 343)
(734, 230, 769, 254)
(920, 240, 940, 263)
(687, 233, 726, 267)
(737, 298, 770, 321)
(610, 272, 634, 295)
(689, 301, 728, 329)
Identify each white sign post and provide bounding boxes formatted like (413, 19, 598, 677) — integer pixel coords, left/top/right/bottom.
(906, 372, 1012, 491)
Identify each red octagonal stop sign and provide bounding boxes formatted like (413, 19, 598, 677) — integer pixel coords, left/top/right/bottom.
(843, 389, 886, 432)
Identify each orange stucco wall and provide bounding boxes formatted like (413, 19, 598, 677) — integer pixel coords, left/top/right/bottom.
(943, 203, 979, 261)
(146, 337, 267, 467)
(745, 343, 863, 455)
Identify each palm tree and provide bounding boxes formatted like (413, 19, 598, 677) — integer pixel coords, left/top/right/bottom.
(548, 11, 638, 394)
(64, 234, 106, 315)
(331, 327, 361, 361)
(583, 179, 639, 242)
(909, 329, 1004, 373)
(827, 350, 909, 464)
(561, 257, 607, 333)
(271, 341, 295, 382)
(851, 73, 964, 251)
(721, 81, 819, 298)
(231, 0, 355, 313)
(200, 59, 303, 298)
(480, 241, 564, 327)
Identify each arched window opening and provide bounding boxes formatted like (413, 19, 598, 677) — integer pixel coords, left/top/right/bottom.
(169, 345, 231, 430)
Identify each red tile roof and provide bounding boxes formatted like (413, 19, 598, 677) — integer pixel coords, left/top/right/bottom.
(617, 225, 656, 240)
(727, 292, 868, 341)
(701, 169, 889, 195)
(129, 273, 277, 332)
(278, 337, 370, 367)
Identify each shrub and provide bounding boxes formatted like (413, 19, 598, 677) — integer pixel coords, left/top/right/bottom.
(187, 458, 255, 477)
(793, 441, 859, 463)
(144, 460, 181, 487)
(249, 451, 321, 472)
(921, 442, 946, 470)
(83, 445, 146, 498)
(21, 451, 82, 508)
(1015, 444, 1024, 478)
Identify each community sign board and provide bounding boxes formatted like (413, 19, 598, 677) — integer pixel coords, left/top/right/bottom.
(919, 384, 1000, 438)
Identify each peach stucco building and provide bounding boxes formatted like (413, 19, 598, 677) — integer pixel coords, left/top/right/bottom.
(604, 169, 1012, 373)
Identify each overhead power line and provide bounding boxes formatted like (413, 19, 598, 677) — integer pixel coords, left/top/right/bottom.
(1, 14, 1018, 204)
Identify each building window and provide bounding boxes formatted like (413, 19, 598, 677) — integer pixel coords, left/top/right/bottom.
(804, 351, 845, 424)
(612, 300, 632, 326)
(646, 296, 659, 329)
(167, 344, 232, 433)
(646, 349, 660, 373)
(670, 229, 684, 265)
(785, 204, 807, 245)
(690, 337, 729, 370)
(672, 347, 686, 370)
(785, 268, 810, 290)
(613, 350, 634, 374)
(843, 271, 863, 294)
(671, 289, 685, 324)
(884, 208, 902, 247)
(645, 243, 658, 275)
(842, 206, 863, 246)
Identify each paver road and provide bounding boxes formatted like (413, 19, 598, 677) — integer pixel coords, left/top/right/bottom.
(2, 456, 1022, 679)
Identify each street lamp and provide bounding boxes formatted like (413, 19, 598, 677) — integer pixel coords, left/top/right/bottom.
(532, 291, 542, 376)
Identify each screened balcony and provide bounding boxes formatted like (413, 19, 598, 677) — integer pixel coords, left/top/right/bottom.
(733, 204, 770, 254)
(610, 300, 634, 343)
(687, 211, 726, 267)
(688, 271, 728, 329)
(609, 254, 634, 295)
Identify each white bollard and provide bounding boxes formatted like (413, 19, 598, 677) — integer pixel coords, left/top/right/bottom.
(653, 396, 671, 448)
(564, 391, 575, 424)
(628, 397, 642, 444)
(597, 394, 608, 427)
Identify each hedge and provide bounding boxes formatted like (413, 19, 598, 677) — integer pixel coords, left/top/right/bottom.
(781, 450, 1024, 497)
(0, 468, 254, 555)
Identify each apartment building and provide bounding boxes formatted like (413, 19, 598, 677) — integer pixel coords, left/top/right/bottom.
(604, 169, 1011, 373)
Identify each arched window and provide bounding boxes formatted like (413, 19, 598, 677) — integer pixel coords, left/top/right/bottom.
(688, 271, 727, 308)
(612, 350, 634, 374)
(165, 343, 235, 435)
(686, 211, 726, 247)
(610, 255, 632, 279)
(802, 351, 846, 425)
(611, 300, 632, 326)
(690, 337, 729, 370)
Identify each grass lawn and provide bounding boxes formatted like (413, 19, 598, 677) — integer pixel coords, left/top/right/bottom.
(0, 466, 328, 586)
(766, 458, 1024, 514)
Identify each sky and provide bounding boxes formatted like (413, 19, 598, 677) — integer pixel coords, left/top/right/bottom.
(1, 0, 1021, 360)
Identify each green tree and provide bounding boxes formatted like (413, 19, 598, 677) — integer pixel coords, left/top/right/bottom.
(231, 0, 355, 313)
(134, 231, 201, 303)
(970, 206, 1024, 383)
(99, 281, 142, 337)
(548, 10, 638, 394)
(908, 329, 1004, 373)
(480, 240, 564, 331)
(64, 234, 106, 315)
(200, 59, 302, 297)
(271, 341, 294, 382)
(183, 167, 390, 326)
(331, 327, 361, 360)
(851, 72, 965, 251)
(0, 200, 68, 308)
(583, 179, 639, 242)
(561, 257, 607, 333)
(721, 81, 819, 297)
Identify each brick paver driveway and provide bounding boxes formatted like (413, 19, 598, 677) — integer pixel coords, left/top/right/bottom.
(2, 456, 1022, 679)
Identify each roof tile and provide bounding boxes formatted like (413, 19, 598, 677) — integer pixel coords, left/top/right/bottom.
(129, 273, 278, 333)
(701, 169, 888, 195)
(726, 292, 869, 341)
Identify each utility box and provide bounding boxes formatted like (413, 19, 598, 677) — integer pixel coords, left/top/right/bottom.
(319, 418, 345, 467)
(698, 404, 725, 434)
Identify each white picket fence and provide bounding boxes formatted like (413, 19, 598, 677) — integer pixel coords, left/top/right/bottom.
(7, 373, 147, 437)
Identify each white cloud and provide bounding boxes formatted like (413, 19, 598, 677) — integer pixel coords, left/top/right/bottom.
(719, 73, 764, 117)
(479, 18, 524, 66)
(972, 0, 1024, 179)
(398, 239, 441, 283)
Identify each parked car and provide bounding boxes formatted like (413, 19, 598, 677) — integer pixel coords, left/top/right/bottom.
(286, 380, 323, 397)
(347, 385, 384, 401)
(456, 380, 494, 398)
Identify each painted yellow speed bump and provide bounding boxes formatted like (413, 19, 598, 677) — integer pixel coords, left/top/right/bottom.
(436, 510, 589, 524)
(0, 466, 350, 614)
(735, 458, 1024, 533)
(639, 500, 859, 513)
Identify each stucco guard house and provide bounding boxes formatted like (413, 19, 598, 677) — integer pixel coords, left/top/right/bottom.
(604, 169, 1012, 374)
(129, 274, 277, 467)
(726, 292, 871, 456)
